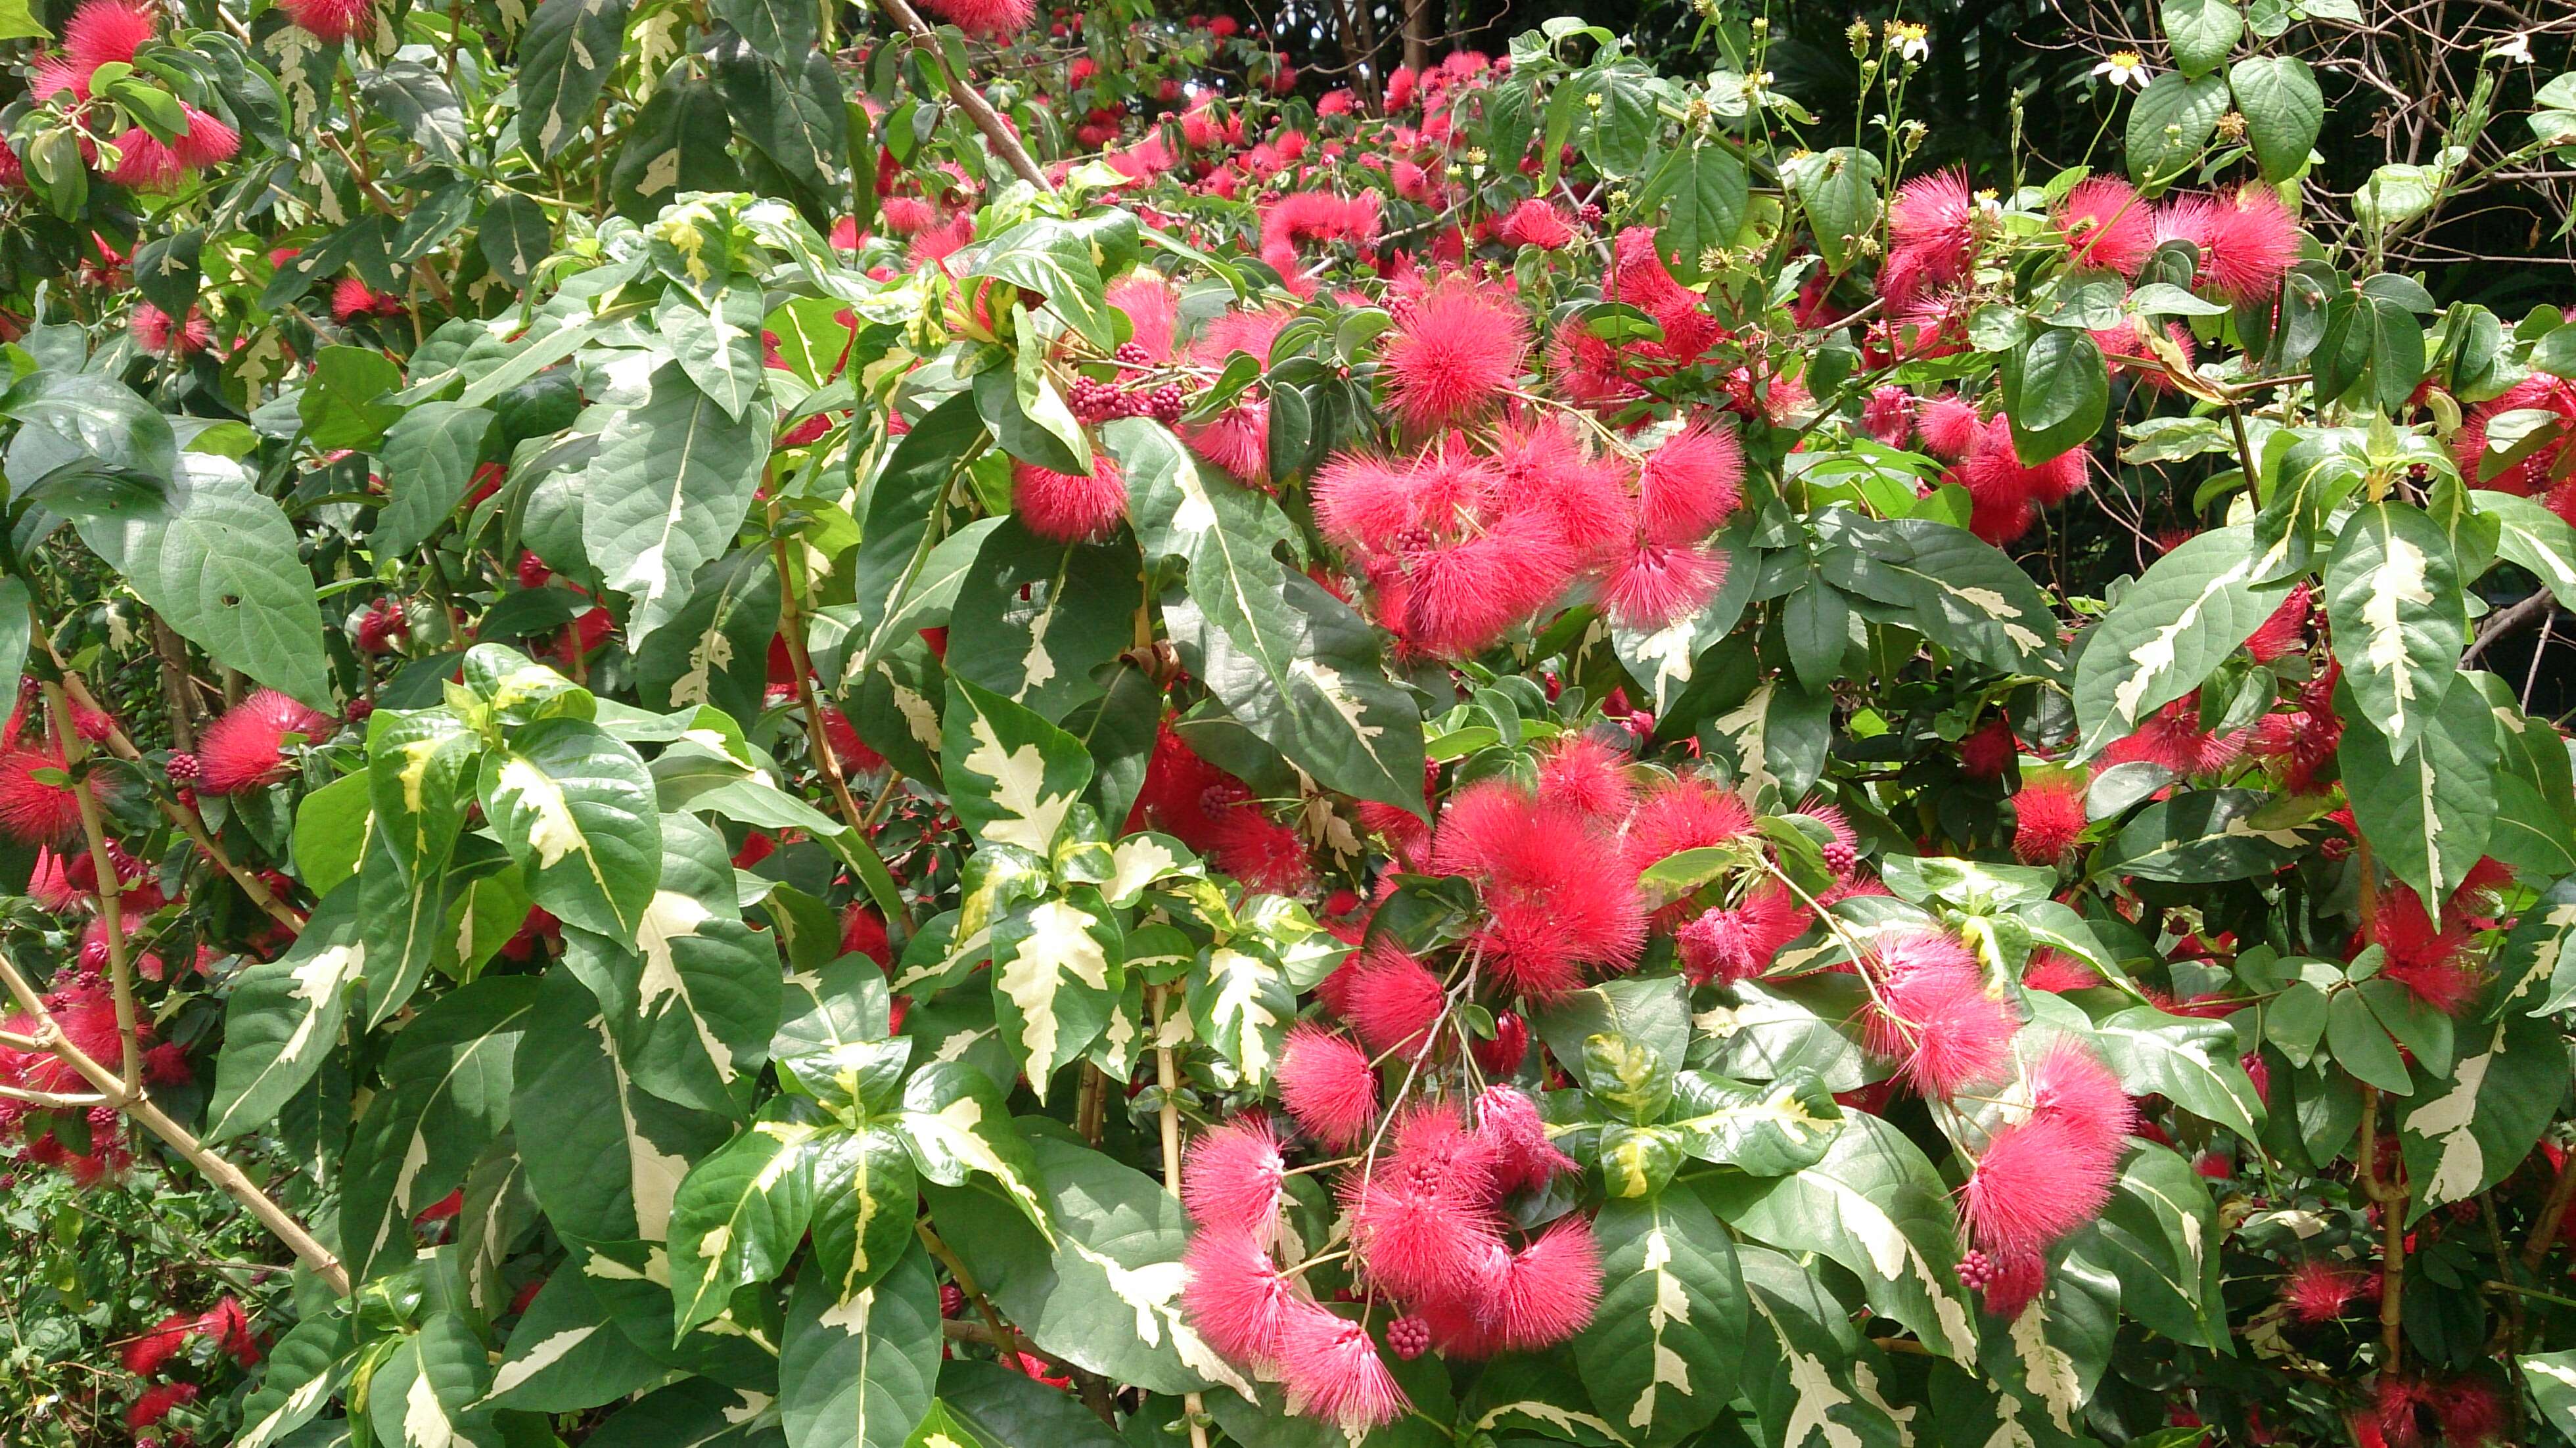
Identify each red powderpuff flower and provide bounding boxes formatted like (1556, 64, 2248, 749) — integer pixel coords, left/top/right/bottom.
(2025, 1037, 2134, 1148)
(879, 196, 938, 236)
(839, 901, 891, 966)
(1377, 512, 1576, 658)
(0, 745, 86, 845)
(170, 104, 239, 170)
(2364, 886, 2482, 1016)
(2244, 581, 2312, 662)
(918, 0, 1032, 35)
(1960, 717, 2015, 781)
(1956, 417, 2088, 544)
(1276, 1025, 1377, 1149)
(122, 1310, 200, 1375)
(1104, 274, 1178, 363)
(1860, 385, 1914, 446)
(1346, 1102, 1504, 1300)
(1479, 1216, 1602, 1350)
(2454, 375, 2576, 503)
(1011, 456, 1127, 543)
(332, 277, 403, 322)
(2021, 949, 2101, 993)
(2012, 770, 2090, 865)
(1598, 538, 1726, 630)
(1915, 393, 1982, 461)
(1379, 275, 1530, 430)
(1964, 1113, 2119, 1258)
(107, 127, 185, 190)
(280, 0, 375, 40)
(198, 689, 332, 795)
(2056, 176, 2157, 276)
(1183, 1117, 1287, 1242)
(127, 1382, 199, 1431)
(2091, 316, 2196, 391)
(2373, 1376, 2439, 1448)
(2281, 1259, 2369, 1323)
(2435, 1377, 2506, 1447)
(200, 1296, 262, 1366)
(1860, 929, 2015, 1099)
(1635, 420, 1745, 545)
(1498, 198, 1576, 250)
(65, 0, 155, 72)
(1202, 807, 1311, 894)
(1622, 773, 1755, 869)
(2157, 186, 2299, 305)
(1182, 1227, 1297, 1366)
(1276, 1304, 1408, 1434)
(1889, 168, 1979, 265)
(1464, 825, 1647, 998)
(1345, 941, 1447, 1056)
(1675, 884, 1808, 985)
(1605, 226, 1717, 360)
(1474, 1084, 1574, 1193)
(1473, 1012, 1530, 1077)
(1488, 416, 1636, 566)
(817, 706, 886, 777)
(2103, 695, 2247, 775)
(1534, 733, 1634, 824)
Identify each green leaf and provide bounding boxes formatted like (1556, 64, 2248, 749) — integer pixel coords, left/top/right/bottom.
(937, 1360, 1130, 1448)
(560, 812, 781, 1115)
(292, 769, 372, 898)
(0, 577, 26, 710)
(2337, 674, 2498, 911)
(966, 218, 1117, 353)
(477, 191, 553, 289)
(810, 1124, 922, 1304)
(783, 1240, 942, 1448)
(1534, 976, 1691, 1095)
(1113, 417, 1429, 817)
(1701, 1114, 1981, 1360)
(1787, 147, 1883, 272)
(658, 284, 768, 423)
(206, 883, 367, 1141)
(2527, 1350, 2576, 1439)
(2004, 328, 2108, 464)
(1637, 143, 1750, 284)
(947, 520, 1141, 721)
(2127, 71, 2230, 182)
(2075, 1142, 2224, 1349)
(2325, 503, 2466, 758)
(368, 1310, 497, 1448)
(0, 0, 47, 40)
(2092, 1005, 2265, 1135)
(340, 978, 540, 1281)
(1818, 512, 2065, 678)
(2327, 984, 2413, 1093)
(2482, 491, 2576, 612)
(989, 888, 1124, 1101)
(712, 0, 816, 64)
(484, 1269, 667, 1411)
(300, 344, 406, 450)
(610, 77, 743, 220)
(482, 716, 662, 937)
(585, 361, 772, 648)
(2510, 878, 2576, 1016)
(1573, 1190, 1747, 1442)
(512, 971, 736, 1244)
(1739, 1244, 1910, 1448)
(2400, 1000, 2567, 1219)
(844, 392, 984, 683)
(518, 0, 632, 158)
(74, 455, 334, 710)
(2162, 0, 2242, 76)
(236, 1317, 354, 1448)
(940, 674, 1092, 855)
(1189, 941, 1299, 1090)
(1667, 1068, 1847, 1175)
(373, 401, 497, 556)
(895, 1062, 1052, 1240)
(2228, 55, 2324, 181)
(1782, 583, 1852, 692)
(2072, 525, 2265, 756)
(925, 1135, 1254, 1399)
(2098, 787, 2307, 882)
(632, 547, 782, 724)
(669, 1112, 825, 1338)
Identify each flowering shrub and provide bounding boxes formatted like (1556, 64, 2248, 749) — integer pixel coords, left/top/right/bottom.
(7, 0, 2576, 1445)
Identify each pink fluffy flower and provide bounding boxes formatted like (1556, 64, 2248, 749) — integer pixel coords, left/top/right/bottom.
(64, 0, 154, 72)
(1105, 274, 1178, 363)
(1860, 386, 1915, 447)
(0, 746, 84, 846)
(1915, 393, 1982, 461)
(1635, 419, 1745, 545)
(2102, 695, 2246, 775)
(1598, 539, 1727, 629)
(1276, 1304, 1409, 1433)
(1011, 456, 1128, 543)
(1534, 733, 1635, 823)
(1277, 1024, 1378, 1149)
(1675, 884, 1808, 985)
(106, 127, 184, 189)
(918, 0, 1033, 36)
(2282, 1259, 2369, 1323)
(1431, 786, 1645, 998)
(1346, 941, 1447, 1056)
(131, 303, 212, 357)
(2244, 581, 2312, 662)
(279, 0, 376, 41)
(1182, 1227, 1297, 1365)
(1964, 1114, 2119, 1258)
(1182, 1117, 1287, 1243)
(1479, 1216, 1602, 1350)
(1346, 1102, 1504, 1300)
(169, 103, 241, 170)
(1621, 773, 1754, 870)
(2157, 186, 2299, 304)
(2012, 771, 2090, 865)
(1606, 226, 1716, 359)
(2021, 949, 2101, 993)
(2025, 1037, 2134, 1148)
(1488, 415, 1635, 566)
(1379, 275, 1530, 430)
(1474, 1084, 1575, 1193)
(2056, 176, 2157, 276)
(1859, 929, 2015, 1099)
(199, 689, 331, 794)
(1498, 197, 1576, 250)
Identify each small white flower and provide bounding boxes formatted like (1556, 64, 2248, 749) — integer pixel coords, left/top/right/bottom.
(2494, 32, 2534, 63)
(2092, 51, 2151, 89)
(1887, 22, 1931, 62)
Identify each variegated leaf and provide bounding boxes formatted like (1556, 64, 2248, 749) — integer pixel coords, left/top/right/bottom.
(2324, 502, 2465, 758)
(896, 1062, 1052, 1240)
(1666, 1068, 1845, 1175)
(480, 715, 663, 937)
(940, 675, 1091, 855)
(668, 1111, 825, 1338)
(340, 979, 540, 1282)
(366, 1310, 496, 1448)
(1188, 942, 1296, 1089)
(2399, 999, 2567, 1220)
(207, 882, 367, 1141)
(1573, 1189, 1747, 1441)
(989, 888, 1124, 1102)
(482, 1267, 666, 1411)
(812, 1123, 921, 1303)
(2337, 673, 2498, 913)
(2072, 525, 2265, 758)
(1738, 1242, 1914, 1448)
(781, 1239, 942, 1448)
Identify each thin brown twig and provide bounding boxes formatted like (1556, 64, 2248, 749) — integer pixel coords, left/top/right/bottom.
(875, 0, 1055, 191)
(45, 681, 139, 1096)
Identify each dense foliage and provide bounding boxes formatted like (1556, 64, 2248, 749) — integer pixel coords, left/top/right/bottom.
(7, 0, 2576, 1445)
